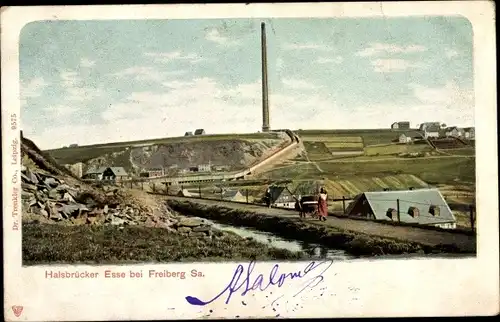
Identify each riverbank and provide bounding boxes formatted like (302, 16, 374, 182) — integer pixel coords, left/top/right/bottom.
(166, 199, 474, 256)
(22, 222, 308, 265)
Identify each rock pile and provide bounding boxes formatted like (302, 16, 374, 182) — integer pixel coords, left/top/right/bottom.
(20, 167, 215, 237)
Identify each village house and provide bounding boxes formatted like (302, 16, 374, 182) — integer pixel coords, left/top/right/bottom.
(445, 126, 460, 138)
(463, 127, 475, 139)
(102, 167, 129, 181)
(345, 188, 457, 229)
(140, 168, 165, 178)
(82, 167, 129, 182)
(418, 122, 441, 131)
(265, 186, 295, 209)
(423, 124, 440, 139)
(194, 129, 206, 135)
(82, 167, 107, 180)
(198, 164, 211, 172)
(398, 133, 413, 144)
(222, 190, 247, 202)
(184, 131, 193, 136)
(391, 121, 410, 131)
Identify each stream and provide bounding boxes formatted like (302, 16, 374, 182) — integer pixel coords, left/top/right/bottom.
(192, 216, 356, 260)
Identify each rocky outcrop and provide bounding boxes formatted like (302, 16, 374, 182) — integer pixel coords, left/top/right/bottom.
(20, 167, 214, 238)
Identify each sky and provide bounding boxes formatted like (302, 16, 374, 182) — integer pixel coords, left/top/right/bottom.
(19, 17, 474, 150)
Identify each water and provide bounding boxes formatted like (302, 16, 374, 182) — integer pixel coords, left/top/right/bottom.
(194, 217, 354, 260)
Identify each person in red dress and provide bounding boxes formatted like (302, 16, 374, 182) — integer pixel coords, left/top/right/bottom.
(317, 187, 328, 221)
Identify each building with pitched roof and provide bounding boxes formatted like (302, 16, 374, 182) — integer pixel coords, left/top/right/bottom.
(222, 190, 246, 202)
(345, 188, 456, 229)
(423, 124, 441, 139)
(82, 166, 129, 181)
(445, 126, 460, 137)
(82, 166, 108, 180)
(463, 127, 475, 139)
(265, 186, 295, 208)
(391, 121, 410, 131)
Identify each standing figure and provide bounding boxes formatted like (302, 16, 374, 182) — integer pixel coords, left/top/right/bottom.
(317, 188, 328, 221)
(265, 188, 272, 208)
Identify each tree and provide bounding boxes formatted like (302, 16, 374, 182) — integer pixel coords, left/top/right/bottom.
(441, 123, 447, 128)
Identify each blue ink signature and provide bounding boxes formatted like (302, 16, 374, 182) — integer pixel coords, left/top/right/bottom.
(185, 260, 333, 306)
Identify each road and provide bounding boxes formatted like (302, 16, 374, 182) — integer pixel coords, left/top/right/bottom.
(160, 196, 476, 252)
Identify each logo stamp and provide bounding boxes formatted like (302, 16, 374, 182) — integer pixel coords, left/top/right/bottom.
(12, 305, 23, 317)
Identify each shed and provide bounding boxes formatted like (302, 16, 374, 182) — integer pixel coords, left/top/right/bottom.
(184, 131, 193, 136)
(194, 129, 206, 135)
(345, 188, 456, 229)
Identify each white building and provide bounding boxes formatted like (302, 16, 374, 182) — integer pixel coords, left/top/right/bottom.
(399, 133, 412, 144)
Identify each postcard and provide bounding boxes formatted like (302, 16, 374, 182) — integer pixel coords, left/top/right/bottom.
(1, 2, 498, 320)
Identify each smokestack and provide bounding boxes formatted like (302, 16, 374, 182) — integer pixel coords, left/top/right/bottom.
(261, 22, 270, 132)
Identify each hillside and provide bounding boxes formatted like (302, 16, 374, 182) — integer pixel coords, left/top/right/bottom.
(45, 133, 290, 176)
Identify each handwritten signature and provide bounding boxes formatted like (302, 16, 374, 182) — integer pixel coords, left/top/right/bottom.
(185, 260, 333, 306)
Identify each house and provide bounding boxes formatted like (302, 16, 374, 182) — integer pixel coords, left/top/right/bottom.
(398, 133, 413, 144)
(445, 126, 460, 137)
(69, 143, 78, 148)
(194, 129, 206, 135)
(101, 167, 129, 181)
(184, 131, 193, 136)
(82, 167, 107, 180)
(419, 122, 441, 132)
(222, 190, 247, 202)
(423, 124, 440, 139)
(198, 164, 211, 172)
(391, 121, 410, 131)
(266, 186, 295, 209)
(345, 188, 457, 229)
(463, 127, 475, 139)
(141, 168, 164, 178)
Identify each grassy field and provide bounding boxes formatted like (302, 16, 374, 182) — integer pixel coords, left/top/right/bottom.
(261, 156, 475, 185)
(284, 174, 428, 199)
(364, 143, 433, 156)
(45, 132, 279, 164)
(440, 148, 476, 156)
(301, 134, 365, 161)
(297, 129, 422, 146)
(22, 222, 305, 265)
(303, 142, 333, 161)
(301, 135, 363, 143)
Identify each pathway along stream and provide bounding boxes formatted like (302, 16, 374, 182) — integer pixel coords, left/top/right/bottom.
(188, 216, 474, 261)
(193, 216, 355, 261)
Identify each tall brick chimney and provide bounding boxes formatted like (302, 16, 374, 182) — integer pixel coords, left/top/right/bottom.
(261, 22, 270, 132)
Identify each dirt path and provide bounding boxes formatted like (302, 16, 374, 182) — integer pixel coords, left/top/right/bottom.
(160, 196, 476, 252)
